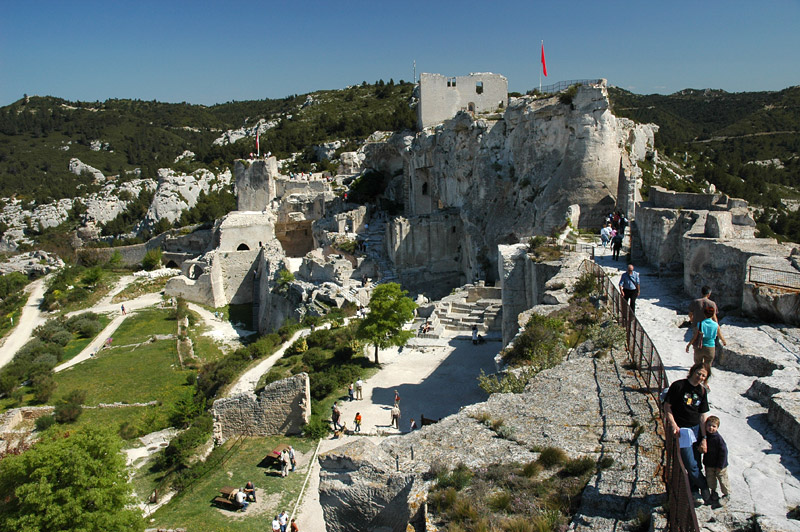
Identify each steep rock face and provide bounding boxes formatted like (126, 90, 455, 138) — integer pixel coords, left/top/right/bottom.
(83, 179, 157, 225)
(68, 157, 105, 183)
(137, 168, 233, 231)
(366, 81, 656, 287)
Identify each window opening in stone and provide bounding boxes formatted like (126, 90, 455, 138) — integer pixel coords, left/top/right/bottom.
(475, 81, 484, 94)
(422, 182, 428, 195)
(447, 77, 457, 88)
(468, 102, 476, 113)
(237, 243, 250, 251)
(452, 226, 456, 233)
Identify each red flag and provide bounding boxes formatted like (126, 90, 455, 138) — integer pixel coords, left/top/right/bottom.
(541, 42, 548, 77)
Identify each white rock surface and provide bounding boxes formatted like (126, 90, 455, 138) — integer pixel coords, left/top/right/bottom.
(68, 157, 105, 183)
(212, 118, 278, 146)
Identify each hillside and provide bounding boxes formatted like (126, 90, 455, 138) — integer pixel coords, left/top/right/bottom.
(0, 80, 415, 203)
(608, 85, 800, 242)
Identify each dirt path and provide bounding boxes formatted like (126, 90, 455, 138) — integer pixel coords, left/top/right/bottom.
(0, 277, 49, 371)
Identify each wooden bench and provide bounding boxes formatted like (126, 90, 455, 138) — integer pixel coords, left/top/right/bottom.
(265, 443, 290, 463)
(213, 496, 237, 509)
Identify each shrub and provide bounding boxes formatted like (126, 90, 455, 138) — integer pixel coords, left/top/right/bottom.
(50, 330, 72, 347)
(302, 417, 330, 439)
(573, 272, 599, 298)
(34, 415, 55, 432)
(277, 269, 295, 290)
(32, 373, 56, 403)
(429, 486, 458, 513)
(558, 84, 580, 105)
(502, 314, 566, 369)
(54, 401, 82, 423)
(478, 368, 535, 394)
(437, 464, 473, 491)
(522, 460, 543, 478)
(488, 490, 512, 512)
(561, 456, 596, 477)
(162, 414, 212, 469)
(142, 247, 163, 271)
(537, 446, 568, 468)
(118, 421, 140, 440)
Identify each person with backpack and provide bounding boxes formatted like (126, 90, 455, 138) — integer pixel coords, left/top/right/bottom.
(686, 305, 727, 367)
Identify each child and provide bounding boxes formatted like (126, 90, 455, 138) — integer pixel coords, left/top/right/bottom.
(703, 415, 729, 508)
(354, 412, 362, 432)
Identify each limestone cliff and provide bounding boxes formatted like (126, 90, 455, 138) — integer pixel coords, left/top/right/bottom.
(366, 81, 656, 291)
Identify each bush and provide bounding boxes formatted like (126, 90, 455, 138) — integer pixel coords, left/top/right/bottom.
(437, 463, 473, 490)
(162, 414, 212, 469)
(560, 456, 596, 477)
(302, 417, 330, 439)
(54, 401, 83, 423)
(573, 272, 599, 299)
(142, 248, 163, 271)
(537, 447, 568, 468)
(32, 373, 56, 403)
(118, 421, 140, 440)
(34, 415, 55, 432)
(50, 330, 73, 347)
(502, 314, 566, 369)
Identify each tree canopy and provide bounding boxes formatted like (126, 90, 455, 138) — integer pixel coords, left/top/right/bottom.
(356, 283, 417, 363)
(0, 426, 142, 532)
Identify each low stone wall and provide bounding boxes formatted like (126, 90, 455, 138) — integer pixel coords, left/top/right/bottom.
(648, 186, 721, 210)
(212, 373, 311, 441)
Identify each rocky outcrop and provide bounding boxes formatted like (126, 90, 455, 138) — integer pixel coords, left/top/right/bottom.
(136, 168, 232, 231)
(212, 118, 278, 146)
(318, 343, 664, 532)
(0, 250, 64, 275)
(69, 157, 105, 183)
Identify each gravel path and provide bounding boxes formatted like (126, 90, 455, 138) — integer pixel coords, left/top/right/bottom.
(0, 277, 49, 371)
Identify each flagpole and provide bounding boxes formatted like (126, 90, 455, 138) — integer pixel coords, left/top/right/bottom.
(539, 40, 543, 94)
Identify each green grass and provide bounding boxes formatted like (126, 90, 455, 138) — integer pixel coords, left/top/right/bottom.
(111, 276, 170, 303)
(187, 312, 227, 364)
(59, 404, 169, 441)
(56, 271, 125, 314)
(112, 308, 177, 344)
(52, 337, 190, 406)
(60, 313, 113, 363)
(146, 436, 316, 532)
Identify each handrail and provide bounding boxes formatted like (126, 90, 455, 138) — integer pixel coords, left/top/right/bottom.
(581, 260, 701, 532)
(529, 79, 604, 95)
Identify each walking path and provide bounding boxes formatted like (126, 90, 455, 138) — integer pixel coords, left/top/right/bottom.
(0, 277, 49, 371)
(596, 254, 800, 531)
(292, 335, 500, 531)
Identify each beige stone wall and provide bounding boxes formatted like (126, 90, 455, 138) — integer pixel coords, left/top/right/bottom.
(212, 373, 311, 441)
(235, 159, 277, 211)
(418, 72, 508, 129)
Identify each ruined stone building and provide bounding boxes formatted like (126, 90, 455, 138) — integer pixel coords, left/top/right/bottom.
(417, 72, 509, 130)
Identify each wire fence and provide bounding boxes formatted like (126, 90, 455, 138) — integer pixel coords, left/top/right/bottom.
(582, 260, 701, 532)
(748, 265, 800, 290)
(531, 79, 604, 95)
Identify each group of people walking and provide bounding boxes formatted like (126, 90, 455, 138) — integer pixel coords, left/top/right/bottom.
(600, 210, 628, 260)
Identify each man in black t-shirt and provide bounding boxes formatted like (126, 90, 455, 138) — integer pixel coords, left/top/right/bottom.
(664, 363, 711, 504)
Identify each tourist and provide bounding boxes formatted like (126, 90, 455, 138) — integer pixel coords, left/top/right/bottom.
(280, 449, 291, 478)
(244, 480, 256, 502)
(289, 445, 296, 471)
(409, 418, 417, 431)
(279, 510, 289, 532)
(290, 518, 299, 532)
(272, 515, 281, 532)
(120, 304, 126, 315)
(618, 214, 628, 236)
(234, 489, 248, 511)
(354, 412, 362, 432)
(618, 263, 641, 313)
(703, 415, 730, 509)
(390, 404, 401, 428)
(355, 378, 364, 399)
(600, 223, 612, 248)
(688, 286, 718, 327)
(611, 232, 623, 260)
(394, 389, 400, 405)
(331, 402, 342, 430)
(663, 363, 712, 505)
(472, 324, 479, 345)
(348, 382, 355, 401)
(686, 306, 727, 367)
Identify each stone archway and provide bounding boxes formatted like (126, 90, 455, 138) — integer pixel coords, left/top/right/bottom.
(237, 243, 250, 251)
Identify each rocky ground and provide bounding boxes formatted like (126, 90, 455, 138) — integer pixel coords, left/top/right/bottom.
(596, 251, 800, 532)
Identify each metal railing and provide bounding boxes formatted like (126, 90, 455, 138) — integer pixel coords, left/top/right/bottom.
(748, 265, 800, 291)
(582, 260, 700, 532)
(530, 79, 604, 95)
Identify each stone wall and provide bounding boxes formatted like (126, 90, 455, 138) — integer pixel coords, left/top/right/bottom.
(275, 178, 329, 198)
(417, 72, 508, 130)
(212, 373, 310, 441)
(216, 212, 276, 252)
(648, 186, 722, 210)
(234, 158, 277, 211)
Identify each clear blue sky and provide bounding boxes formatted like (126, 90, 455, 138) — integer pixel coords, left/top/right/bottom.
(2, 0, 799, 106)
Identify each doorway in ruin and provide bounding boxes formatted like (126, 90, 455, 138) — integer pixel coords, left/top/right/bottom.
(237, 243, 251, 251)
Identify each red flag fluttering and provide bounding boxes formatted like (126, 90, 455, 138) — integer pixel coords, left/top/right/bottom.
(541, 42, 548, 77)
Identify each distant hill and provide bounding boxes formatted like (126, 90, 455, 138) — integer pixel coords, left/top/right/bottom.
(0, 80, 416, 203)
(608, 86, 800, 242)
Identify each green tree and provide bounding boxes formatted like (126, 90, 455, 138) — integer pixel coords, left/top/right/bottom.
(356, 283, 417, 364)
(0, 426, 143, 532)
(141, 247, 162, 271)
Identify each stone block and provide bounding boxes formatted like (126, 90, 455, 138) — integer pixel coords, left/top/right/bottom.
(767, 392, 800, 452)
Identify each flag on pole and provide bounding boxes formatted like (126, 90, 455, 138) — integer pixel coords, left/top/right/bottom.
(541, 42, 548, 77)
(256, 129, 260, 157)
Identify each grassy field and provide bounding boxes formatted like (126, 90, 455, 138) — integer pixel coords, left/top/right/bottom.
(56, 270, 125, 314)
(145, 436, 316, 532)
(111, 276, 170, 303)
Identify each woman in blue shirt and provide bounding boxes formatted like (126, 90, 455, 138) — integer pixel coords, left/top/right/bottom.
(686, 305, 727, 366)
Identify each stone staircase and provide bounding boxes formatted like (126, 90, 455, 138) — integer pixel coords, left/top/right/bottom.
(419, 286, 503, 340)
(343, 217, 400, 307)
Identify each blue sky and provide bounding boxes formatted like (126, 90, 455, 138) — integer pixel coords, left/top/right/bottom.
(2, 0, 799, 106)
